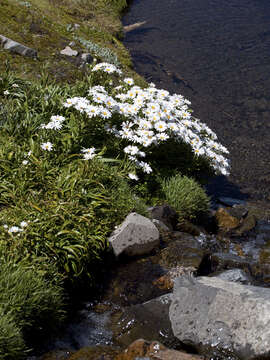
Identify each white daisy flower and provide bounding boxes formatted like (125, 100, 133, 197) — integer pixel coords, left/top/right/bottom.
(124, 78, 134, 86)
(155, 121, 167, 132)
(81, 147, 96, 160)
(41, 142, 53, 151)
(128, 173, 139, 181)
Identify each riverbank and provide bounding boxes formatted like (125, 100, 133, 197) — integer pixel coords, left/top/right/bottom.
(0, 0, 268, 359)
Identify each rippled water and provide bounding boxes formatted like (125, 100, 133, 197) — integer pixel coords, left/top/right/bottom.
(122, 0, 270, 204)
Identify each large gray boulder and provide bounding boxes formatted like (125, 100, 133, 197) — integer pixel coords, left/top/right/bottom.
(169, 275, 270, 359)
(109, 212, 160, 256)
(0, 35, 37, 58)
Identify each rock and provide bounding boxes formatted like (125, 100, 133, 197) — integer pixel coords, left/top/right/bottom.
(153, 232, 205, 271)
(123, 21, 147, 33)
(115, 339, 203, 360)
(214, 268, 252, 284)
(170, 275, 270, 359)
(102, 258, 168, 306)
(150, 205, 178, 231)
(209, 252, 251, 273)
(0, 34, 37, 58)
(153, 266, 196, 291)
(60, 46, 78, 57)
(81, 53, 93, 64)
(215, 207, 240, 230)
(111, 294, 180, 349)
(227, 205, 248, 220)
(235, 214, 257, 236)
(109, 213, 160, 257)
(67, 346, 119, 360)
(218, 197, 246, 207)
(152, 219, 170, 232)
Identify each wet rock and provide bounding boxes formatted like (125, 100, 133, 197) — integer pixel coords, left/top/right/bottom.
(60, 46, 78, 57)
(214, 268, 253, 284)
(170, 275, 270, 359)
(111, 294, 180, 349)
(149, 205, 178, 231)
(68, 346, 119, 360)
(215, 207, 240, 230)
(153, 266, 196, 291)
(153, 232, 205, 271)
(0, 34, 37, 58)
(234, 214, 257, 236)
(175, 220, 201, 236)
(102, 258, 168, 306)
(209, 252, 251, 274)
(115, 339, 203, 360)
(218, 197, 246, 207)
(227, 205, 248, 220)
(109, 213, 160, 257)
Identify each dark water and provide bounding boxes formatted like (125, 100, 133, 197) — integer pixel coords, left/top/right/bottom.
(122, 0, 270, 204)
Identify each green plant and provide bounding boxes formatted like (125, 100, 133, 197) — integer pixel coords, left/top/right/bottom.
(0, 260, 65, 340)
(161, 174, 210, 222)
(0, 312, 26, 360)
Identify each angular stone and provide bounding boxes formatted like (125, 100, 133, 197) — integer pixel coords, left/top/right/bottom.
(109, 213, 160, 257)
(150, 205, 178, 231)
(60, 46, 78, 57)
(0, 34, 37, 58)
(115, 339, 203, 360)
(170, 275, 270, 359)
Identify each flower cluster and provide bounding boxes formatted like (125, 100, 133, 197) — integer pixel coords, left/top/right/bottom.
(4, 221, 28, 234)
(59, 64, 229, 177)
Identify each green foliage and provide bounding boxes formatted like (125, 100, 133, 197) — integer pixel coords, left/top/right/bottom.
(161, 174, 210, 222)
(0, 260, 65, 336)
(0, 312, 26, 360)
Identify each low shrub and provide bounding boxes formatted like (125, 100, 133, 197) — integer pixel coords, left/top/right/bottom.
(161, 174, 210, 222)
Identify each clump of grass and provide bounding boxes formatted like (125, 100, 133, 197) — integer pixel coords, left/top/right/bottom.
(0, 259, 65, 358)
(161, 174, 210, 222)
(0, 312, 26, 360)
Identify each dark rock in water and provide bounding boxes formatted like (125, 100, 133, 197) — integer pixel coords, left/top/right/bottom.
(0, 34, 37, 58)
(152, 232, 206, 271)
(209, 252, 251, 274)
(214, 268, 253, 285)
(218, 197, 246, 207)
(234, 214, 257, 236)
(115, 339, 203, 360)
(227, 205, 248, 220)
(67, 346, 119, 360)
(110, 294, 181, 349)
(109, 213, 160, 257)
(169, 275, 270, 360)
(149, 205, 178, 231)
(102, 258, 168, 307)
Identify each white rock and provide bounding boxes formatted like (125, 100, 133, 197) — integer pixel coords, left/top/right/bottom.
(109, 212, 160, 256)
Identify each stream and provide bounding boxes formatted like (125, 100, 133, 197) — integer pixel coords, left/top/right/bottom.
(122, 0, 270, 205)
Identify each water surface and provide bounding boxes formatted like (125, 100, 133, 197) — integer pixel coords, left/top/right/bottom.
(123, 0, 270, 203)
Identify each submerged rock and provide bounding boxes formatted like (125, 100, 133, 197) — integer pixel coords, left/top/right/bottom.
(109, 213, 160, 257)
(110, 294, 180, 349)
(115, 339, 203, 360)
(169, 275, 270, 359)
